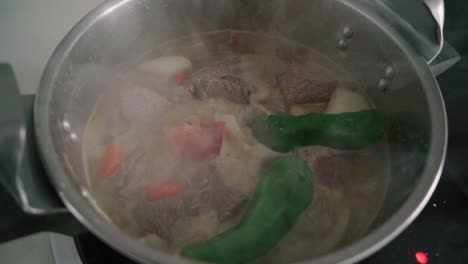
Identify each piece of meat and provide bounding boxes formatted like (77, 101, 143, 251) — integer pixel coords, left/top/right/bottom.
(133, 196, 189, 240)
(312, 155, 344, 187)
(239, 106, 258, 127)
(277, 63, 337, 105)
(259, 97, 288, 114)
(182, 165, 224, 216)
(189, 165, 247, 222)
(113, 151, 149, 197)
(182, 165, 247, 222)
(301, 152, 365, 187)
(133, 164, 248, 240)
(190, 61, 254, 104)
(119, 83, 170, 124)
(213, 187, 248, 222)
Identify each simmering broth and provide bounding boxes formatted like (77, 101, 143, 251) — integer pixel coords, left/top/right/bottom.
(83, 31, 389, 263)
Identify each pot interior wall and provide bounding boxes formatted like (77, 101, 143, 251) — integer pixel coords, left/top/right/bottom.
(46, 0, 432, 256)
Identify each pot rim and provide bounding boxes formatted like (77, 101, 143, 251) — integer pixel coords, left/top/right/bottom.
(34, 0, 447, 263)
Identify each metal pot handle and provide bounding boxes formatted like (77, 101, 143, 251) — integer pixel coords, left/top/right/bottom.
(352, 0, 459, 75)
(373, 0, 444, 63)
(0, 64, 83, 242)
(423, 0, 444, 63)
(422, 0, 461, 76)
(0, 63, 66, 214)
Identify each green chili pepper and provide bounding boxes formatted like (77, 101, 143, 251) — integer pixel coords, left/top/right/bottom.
(182, 155, 315, 263)
(249, 110, 385, 152)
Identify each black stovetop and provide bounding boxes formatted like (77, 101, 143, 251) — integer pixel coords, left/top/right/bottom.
(74, 3, 468, 262)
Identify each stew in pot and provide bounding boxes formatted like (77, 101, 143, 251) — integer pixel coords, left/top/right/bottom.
(82, 31, 389, 263)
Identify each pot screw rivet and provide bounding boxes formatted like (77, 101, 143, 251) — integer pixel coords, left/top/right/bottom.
(62, 119, 71, 132)
(82, 188, 90, 197)
(338, 39, 348, 50)
(70, 132, 78, 143)
(343, 27, 353, 39)
(385, 66, 394, 79)
(378, 79, 388, 92)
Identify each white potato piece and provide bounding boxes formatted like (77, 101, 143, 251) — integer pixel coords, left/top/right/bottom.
(139, 56, 192, 79)
(325, 87, 371, 114)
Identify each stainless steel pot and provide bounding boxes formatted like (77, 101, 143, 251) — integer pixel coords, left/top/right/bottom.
(0, 0, 453, 263)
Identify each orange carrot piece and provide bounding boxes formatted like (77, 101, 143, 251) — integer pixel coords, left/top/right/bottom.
(97, 144, 124, 178)
(145, 183, 183, 201)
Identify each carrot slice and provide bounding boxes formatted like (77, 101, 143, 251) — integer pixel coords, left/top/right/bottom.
(145, 183, 183, 201)
(97, 144, 124, 178)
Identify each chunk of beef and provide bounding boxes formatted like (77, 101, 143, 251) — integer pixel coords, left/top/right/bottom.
(259, 97, 288, 114)
(299, 151, 365, 187)
(114, 151, 149, 197)
(119, 84, 170, 124)
(182, 165, 247, 222)
(133, 196, 189, 240)
(312, 155, 346, 187)
(182, 165, 224, 216)
(213, 187, 248, 222)
(190, 61, 254, 104)
(277, 63, 337, 105)
(239, 106, 258, 126)
(133, 164, 248, 240)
